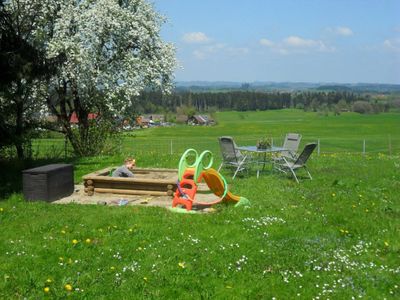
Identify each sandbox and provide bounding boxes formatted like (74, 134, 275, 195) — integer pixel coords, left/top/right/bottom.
(82, 167, 178, 196)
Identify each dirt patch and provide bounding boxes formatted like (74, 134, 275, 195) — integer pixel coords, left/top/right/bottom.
(53, 183, 218, 209)
(53, 185, 172, 207)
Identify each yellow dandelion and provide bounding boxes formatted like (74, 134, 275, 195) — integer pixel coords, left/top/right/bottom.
(178, 262, 186, 269)
(384, 241, 389, 247)
(64, 284, 73, 291)
(85, 238, 91, 244)
(72, 239, 78, 245)
(44, 287, 50, 293)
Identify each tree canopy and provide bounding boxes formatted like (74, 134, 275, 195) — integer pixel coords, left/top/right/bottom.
(0, 0, 61, 158)
(1, 0, 177, 157)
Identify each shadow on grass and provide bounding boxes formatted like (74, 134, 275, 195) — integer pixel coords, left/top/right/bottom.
(0, 157, 82, 200)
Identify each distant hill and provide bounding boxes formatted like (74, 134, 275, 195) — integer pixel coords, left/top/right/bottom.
(175, 81, 400, 93)
(316, 84, 400, 93)
(315, 85, 353, 92)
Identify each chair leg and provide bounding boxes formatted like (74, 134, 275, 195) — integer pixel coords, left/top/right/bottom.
(289, 168, 299, 183)
(232, 155, 247, 179)
(273, 164, 286, 174)
(280, 157, 299, 183)
(304, 166, 312, 180)
(233, 168, 239, 179)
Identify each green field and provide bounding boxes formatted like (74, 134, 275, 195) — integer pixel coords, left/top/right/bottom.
(1, 110, 399, 299)
(31, 110, 400, 160)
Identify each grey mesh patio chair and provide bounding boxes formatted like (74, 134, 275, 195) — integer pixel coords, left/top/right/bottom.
(282, 133, 302, 159)
(274, 143, 317, 183)
(218, 136, 250, 179)
(272, 133, 302, 165)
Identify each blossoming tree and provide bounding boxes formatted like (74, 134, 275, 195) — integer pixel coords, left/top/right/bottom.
(45, 0, 177, 156)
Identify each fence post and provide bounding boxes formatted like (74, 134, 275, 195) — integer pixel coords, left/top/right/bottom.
(362, 139, 366, 155)
(170, 140, 173, 155)
(317, 139, 320, 156)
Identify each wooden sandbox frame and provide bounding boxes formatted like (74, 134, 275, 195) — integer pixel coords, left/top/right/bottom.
(82, 167, 178, 196)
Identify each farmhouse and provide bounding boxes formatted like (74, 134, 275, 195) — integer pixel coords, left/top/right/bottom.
(188, 114, 214, 126)
(70, 112, 98, 124)
(136, 114, 165, 127)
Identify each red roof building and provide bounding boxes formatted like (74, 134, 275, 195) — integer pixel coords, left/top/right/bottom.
(69, 112, 98, 124)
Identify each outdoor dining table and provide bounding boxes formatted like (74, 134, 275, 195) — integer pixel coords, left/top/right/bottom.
(235, 145, 288, 178)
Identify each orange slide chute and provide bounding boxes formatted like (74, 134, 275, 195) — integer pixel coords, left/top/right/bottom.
(199, 168, 241, 204)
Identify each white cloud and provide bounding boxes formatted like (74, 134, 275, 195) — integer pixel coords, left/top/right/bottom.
(383, 38, 400, 52)
(182, 32, 210, 44)
(326, 26, 354, 36)
(260, 35, 335, 54)
(336, 26, 353, 36)
(259, 38, 274, 47)
(284, 36, 319, 47)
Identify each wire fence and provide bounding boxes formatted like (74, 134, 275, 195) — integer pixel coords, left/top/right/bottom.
(29, 135, 400, 159)
(126, 136, 399, 156)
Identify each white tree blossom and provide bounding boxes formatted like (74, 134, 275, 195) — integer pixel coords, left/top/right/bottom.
(47, 0, 177, 113)
(2, 0, 176, 156)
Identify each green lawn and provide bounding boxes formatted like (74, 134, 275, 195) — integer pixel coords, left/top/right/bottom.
(1, 110, 399, 299)
(30, 110, 400, 160)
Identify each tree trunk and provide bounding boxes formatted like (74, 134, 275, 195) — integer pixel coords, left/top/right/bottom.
(14, 81, 25, 159)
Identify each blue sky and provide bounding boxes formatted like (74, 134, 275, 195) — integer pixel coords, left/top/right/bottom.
(153, 0, 400, 84)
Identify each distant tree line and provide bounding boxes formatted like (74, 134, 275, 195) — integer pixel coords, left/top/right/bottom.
(135, 90, 392, 115)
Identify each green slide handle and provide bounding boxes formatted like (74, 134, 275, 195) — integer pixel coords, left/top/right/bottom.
(178, 148, 198, 181)
(194, 150, 213, 182)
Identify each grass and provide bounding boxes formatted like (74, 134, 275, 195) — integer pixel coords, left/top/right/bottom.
(29, 110, 400, 159)
(1, 110, 400, 299)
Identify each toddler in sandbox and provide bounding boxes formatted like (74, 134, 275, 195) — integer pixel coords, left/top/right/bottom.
(112, 157, 136, 177)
